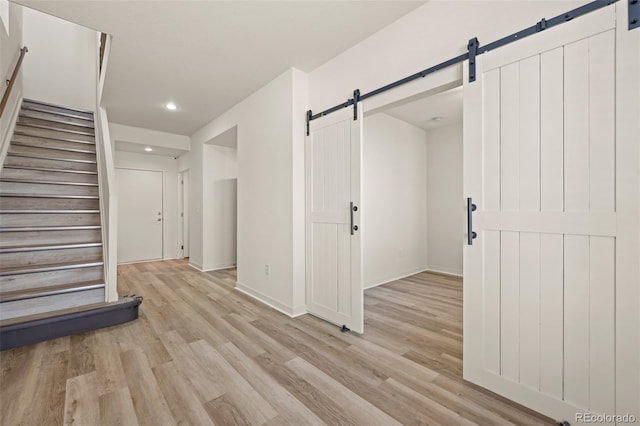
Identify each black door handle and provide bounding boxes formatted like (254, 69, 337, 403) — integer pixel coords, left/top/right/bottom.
(350, 202, 358, 235)
(467, 197, 477, 245)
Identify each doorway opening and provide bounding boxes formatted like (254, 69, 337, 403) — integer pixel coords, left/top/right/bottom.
(203, 125, 238, 271)
(363, 86, 463, 290)
(360, 83, 464, 375)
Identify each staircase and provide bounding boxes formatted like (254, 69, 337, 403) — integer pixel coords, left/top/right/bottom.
(0, 99, 106, 322)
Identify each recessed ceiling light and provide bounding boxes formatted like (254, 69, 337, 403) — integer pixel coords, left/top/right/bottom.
(145, 147, 153, 152)
(430, 116, 444, 122)
(166, 102, 177, 110)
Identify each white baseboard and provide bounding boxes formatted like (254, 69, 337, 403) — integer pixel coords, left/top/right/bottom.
(188, 260, 204, 271)
(235, 282, 305, 318)
(202, 262, 236, 272)
(364, 265, 430, 290)
(189, 260, 236, 272)
(118, 258, 164, 265)
(291, 305, 307, 318)
(426, 266, 463, 278)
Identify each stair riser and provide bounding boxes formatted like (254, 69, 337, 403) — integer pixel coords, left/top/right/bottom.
(17, 116, 95, 135)
(22, 101, 94, 121)
(0, 229, 102, 247)
(0, 197, 99, 210)
(0, 181, 99, 196)
(13, 134, 96, 151)
(19, 110, 94, 128)
(0, 246, 103, 269)
(0, 213, 101, 227)
(0, 265, 104, 292)
(1, 168, 98, 184)
(4, 155, 98, 172)
(14, 124, 95, 143)
(0, 288, 104, 320)
(9, 144, 96, 162)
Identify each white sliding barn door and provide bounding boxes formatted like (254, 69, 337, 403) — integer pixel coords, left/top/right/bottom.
(464, 5, 639, 423)
(306, 106, 363, 333)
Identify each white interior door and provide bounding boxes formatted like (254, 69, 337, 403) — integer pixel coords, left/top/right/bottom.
(464, 5, 639, 422)
(116, 168, 163, 263)
(306, 105, 363, 333)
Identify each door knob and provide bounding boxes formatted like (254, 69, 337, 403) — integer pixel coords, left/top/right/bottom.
(156, 218, 162, 222)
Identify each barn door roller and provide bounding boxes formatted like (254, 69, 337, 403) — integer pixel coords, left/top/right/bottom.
(630, 0, 640, 30)
(467, 38, 479, 83)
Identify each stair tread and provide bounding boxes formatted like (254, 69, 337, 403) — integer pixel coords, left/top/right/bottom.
(0, 225, 101, 233)
(1, 165, 98, 175)
(0, 178, 98, 186)
(11, 141, 96, 154)
(0, 193, 99, 199)
(16, 123, 95, 137)
(19, 113, 94, 129)
(0, 209, 99, 214)
(14, 131, 96, 145)
(0, 297, 137, 327)
(0, 241, 102, 253)
(20, 105, 95, 122)
(0, 259, 104, 275)
(7, 152, 97, 164)
(0, 280, 105, 302)
(23, 99, 94, 115)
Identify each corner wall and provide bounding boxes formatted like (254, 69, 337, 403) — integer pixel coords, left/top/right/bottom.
(21, 7, 97, 111)
(190, 68, 307, 316)
(426, 122, 463, 276)
(363, 113, 428, 288)
(201, 143, 237, 271)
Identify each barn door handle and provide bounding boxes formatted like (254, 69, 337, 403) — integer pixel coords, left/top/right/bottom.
(350, 202, 358, 235)
(467, 197, 477, 245)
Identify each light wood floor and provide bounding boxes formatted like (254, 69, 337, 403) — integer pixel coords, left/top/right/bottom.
(1, 259, 553, 425)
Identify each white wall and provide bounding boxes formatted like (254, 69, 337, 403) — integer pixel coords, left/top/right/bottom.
(202, 142, 237, 270)
(114, 150, 180, 260)
(190, 67, 307, 316)
(363, 113, 427, 288)
(22, 7, 97, 111)
(426, 122, 463, 276)
(309, 1, 587, 112)
(111, 123, 190, 151)
(0, 2, 22, 146)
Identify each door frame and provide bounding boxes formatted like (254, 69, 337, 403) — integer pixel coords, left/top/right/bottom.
(178, 169, 190, 259)
(115, 166, 165, 264)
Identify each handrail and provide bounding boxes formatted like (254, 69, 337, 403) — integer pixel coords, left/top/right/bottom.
(0, 46, 28, 119)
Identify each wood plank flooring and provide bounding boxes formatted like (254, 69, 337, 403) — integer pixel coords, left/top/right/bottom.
(0, 259, 554, 425)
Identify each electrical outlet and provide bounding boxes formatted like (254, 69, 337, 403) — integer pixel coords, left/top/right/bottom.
(264, 264, 270, 275)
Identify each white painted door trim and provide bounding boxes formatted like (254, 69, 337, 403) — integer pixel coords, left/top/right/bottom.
(178, 169, 190, 259)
